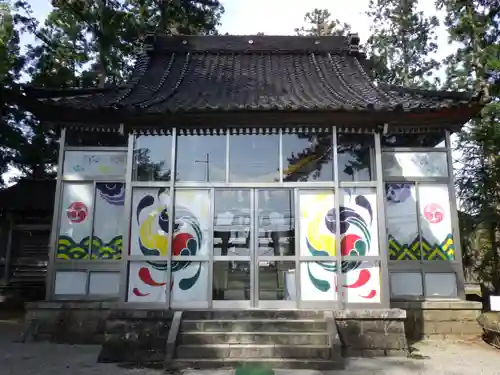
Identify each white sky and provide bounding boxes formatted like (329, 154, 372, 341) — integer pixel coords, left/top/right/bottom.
(5, 0, 456, 185)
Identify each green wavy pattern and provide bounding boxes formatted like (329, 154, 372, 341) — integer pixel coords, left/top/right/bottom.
(57, 235, 122, 260)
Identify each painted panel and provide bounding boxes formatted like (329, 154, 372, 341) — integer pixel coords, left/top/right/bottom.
(91, 183, 125, 259)
(171, 262, 209, 303)
(130, 188, 170, 256)
(63, 151, 127, 179)
(390, 272, 423, 296)
(89, 272, 120, 295)
(128, 262, 168, 302)
(386, 184, 420, 260)
(425, 273, 457, 297)
(54, 271, 87, 295)
(340, 188, 378, 256)
(128, 188, 209, 303)
(174, 190, 210, 256)
(344, 262, 380, 303)
(299, 190, 380, 302)
(299, 191, 335, 257)
(418, 184, 455, 261)
(300, 262, 338, 301)
(300, 261, 380, 303)
(382, 152, 447, 178)
(57, 183, 94, 260)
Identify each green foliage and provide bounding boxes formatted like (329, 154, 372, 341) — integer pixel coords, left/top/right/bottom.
(295, 8, 351, 36)
(0, 0, 223, 186)
(439, 0, 500, 292)
(366, 0, 440, 88)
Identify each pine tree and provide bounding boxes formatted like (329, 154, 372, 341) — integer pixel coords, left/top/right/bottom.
(295, 8, 351, 36)
(438, 0, 500, 293)
(366, 0, 440, 88)
(1, 0, 225, 184)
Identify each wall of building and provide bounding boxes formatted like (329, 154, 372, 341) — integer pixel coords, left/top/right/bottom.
(46, 127, 463, 310)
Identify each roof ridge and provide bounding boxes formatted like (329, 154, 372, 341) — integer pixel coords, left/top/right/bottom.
(144, 34, 362, 56)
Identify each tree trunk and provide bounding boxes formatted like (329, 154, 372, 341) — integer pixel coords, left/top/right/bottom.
(97, 0, 107, 88)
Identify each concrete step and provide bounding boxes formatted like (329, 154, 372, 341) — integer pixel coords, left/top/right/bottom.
(182, 310, 325, 320)
(175, 344, 332, 359)
(181, 319, 327, 333)
(178, 331, 329, 345)
(167, 358, 343, 370)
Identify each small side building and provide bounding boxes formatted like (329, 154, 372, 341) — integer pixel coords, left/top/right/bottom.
(0, 179, 54, 303)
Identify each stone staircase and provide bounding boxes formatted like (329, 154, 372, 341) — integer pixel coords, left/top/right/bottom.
(169, 310, 343, 370)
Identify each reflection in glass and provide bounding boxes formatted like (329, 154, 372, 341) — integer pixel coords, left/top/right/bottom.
(176, 134, 226, 182)
(382, 133, 445, 148)
(385, 183, 420, 260)
(229, 134, 279, 182)
(257, 190, 295, 257)
(259, 261, 296, 300)
(65, 128, 127, 146)
(282, 133, 333, 181)
(133, 135, 172, 181)
(213, 261, 250, 300)
(337, 134, 373, 181)
(213, 190, 251, 256)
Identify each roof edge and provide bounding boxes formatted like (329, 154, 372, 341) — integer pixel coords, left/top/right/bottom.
(378, 83, 480, 101)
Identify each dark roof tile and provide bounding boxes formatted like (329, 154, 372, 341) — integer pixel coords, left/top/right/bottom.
(19, 34, 482, 121)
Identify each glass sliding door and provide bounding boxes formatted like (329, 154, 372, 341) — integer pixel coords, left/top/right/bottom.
(212, 189, 253, 308)
(255, 189, 297, 308)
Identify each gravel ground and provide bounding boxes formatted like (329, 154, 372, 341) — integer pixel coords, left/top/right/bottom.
(1, 320, 500, 375)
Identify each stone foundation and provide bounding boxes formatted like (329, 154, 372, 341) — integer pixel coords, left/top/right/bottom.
(23, 301, 112, 344)
(392, 301, 483, 342)
(333, 309, 408, 357)
(98, 309, 174, 364)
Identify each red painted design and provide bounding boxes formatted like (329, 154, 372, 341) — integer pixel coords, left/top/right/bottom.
(360, 289, 377, 299)
(66, 202, 88, 223)
(343, 269, 371, 288)
(423, 203, 444, 224)
(341, 234, 362, 256)
(138, 267, 166, 286)
(132, 287, 150, 297)
(172, 233, 194, 256)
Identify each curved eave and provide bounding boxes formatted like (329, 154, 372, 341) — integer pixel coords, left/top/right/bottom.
(28, 100, 483, 133)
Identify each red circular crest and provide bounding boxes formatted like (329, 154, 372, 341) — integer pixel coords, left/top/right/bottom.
(67, 201, 88, 223)
(423, 203, 444, 224)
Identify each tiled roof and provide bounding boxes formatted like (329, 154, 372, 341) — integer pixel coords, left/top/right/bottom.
(21, 34, 481, 117)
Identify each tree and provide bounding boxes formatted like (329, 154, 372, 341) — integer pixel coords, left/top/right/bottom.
(1, 0, 224, 184)
(0, 1, 34, 186)
(438, 0, 500, 294)
(366, 0, 440, 88)
(295, 8, 351, 36)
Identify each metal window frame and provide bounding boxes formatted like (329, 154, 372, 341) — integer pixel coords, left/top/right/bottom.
(46, 128, 67, 300)
(45, 125, 411, 309)
(48, 129, 128, 300)
(383, 131, 465, 301)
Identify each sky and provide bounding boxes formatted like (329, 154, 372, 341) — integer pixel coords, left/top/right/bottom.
(24, 0, 453, 55)
(6, 0, 456, 185)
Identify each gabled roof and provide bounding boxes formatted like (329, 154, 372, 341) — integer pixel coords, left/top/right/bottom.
(16, 34, 483, 131)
